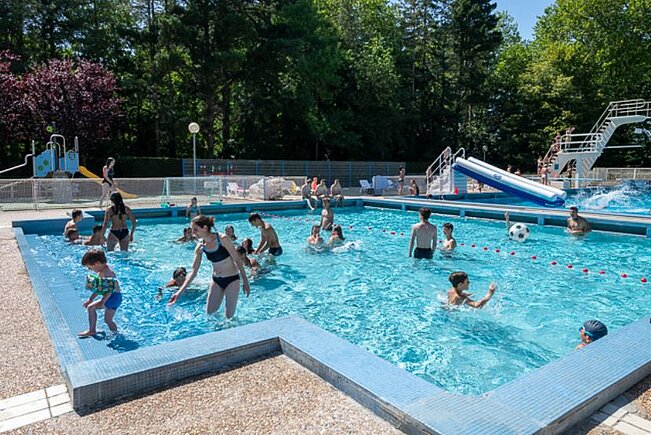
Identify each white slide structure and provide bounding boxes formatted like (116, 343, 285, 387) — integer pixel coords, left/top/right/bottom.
(452, 157, 567, 206)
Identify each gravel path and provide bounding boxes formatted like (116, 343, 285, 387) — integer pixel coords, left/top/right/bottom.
(10, 355, 402, 435)
(0, 228, 62, 398)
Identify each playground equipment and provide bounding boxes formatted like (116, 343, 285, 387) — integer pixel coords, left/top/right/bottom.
(78, 165, 137, 199)
(33, 134, 80, 177)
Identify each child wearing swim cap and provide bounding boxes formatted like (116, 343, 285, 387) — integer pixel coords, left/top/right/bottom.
(576, 320, 608, 349)
(79, 249, 122, 338)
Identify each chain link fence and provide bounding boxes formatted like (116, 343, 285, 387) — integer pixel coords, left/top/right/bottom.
(182, 159, 407, 188)
(589, 168, 651, 183)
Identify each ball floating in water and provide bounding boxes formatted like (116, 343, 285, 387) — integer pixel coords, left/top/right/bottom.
(642, 278, 648, 283)
(483, 247, 488, 251)
(582, 268, 589, 273)
(599, 270, 605, 274)
(551, 261, 557, 265)
(531, 255, 537, 260)
(471, 244, 476, 248)
(621, 273, 628, 278)
(495, 249, 500, 253)
(567, 264, 573, 269)
(508, 223, 530, 242)
(510, 251, 515, 256)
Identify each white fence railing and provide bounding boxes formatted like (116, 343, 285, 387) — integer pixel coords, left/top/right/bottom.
(589, 168, 651, 182)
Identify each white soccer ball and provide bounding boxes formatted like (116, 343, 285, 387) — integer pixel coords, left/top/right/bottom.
(509, 223, 530, 242)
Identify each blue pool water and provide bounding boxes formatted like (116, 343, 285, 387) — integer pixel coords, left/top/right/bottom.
(467, 184, 651, 215)
(40, 207, 651, 395)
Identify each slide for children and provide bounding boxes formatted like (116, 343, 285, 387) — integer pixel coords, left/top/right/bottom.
(78, 165, 138, 199)
(452, 157, 566, 206)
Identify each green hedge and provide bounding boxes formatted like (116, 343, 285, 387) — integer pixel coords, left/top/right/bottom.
(111, 156, 183, 178)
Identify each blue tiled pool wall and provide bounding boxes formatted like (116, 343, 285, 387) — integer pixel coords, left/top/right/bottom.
(13, 198, 651, 434)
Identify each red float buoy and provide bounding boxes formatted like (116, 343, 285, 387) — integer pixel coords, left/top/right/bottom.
(483, 247, 488, 251)
(471, 244, 476, 248)
(582, 268, 588, 273)
(531, 255, 537, 260)
(460, 243, 465, 246)
(551, 261, 557, 265)
(495, 249, 501, 253)
(642, 278, 648, 283)
(599, 270, 605, 274)
(390, 231, 396, 235)
(621, 273, 628, 278)
(510, 251, 515, 256)
(567, 264, 573, 269)
(400, 232, 404, 236)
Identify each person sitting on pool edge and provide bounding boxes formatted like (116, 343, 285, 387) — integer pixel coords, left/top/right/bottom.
(576, 320, 608, 350)
(185, 197, 201, 219)
(567, 206, 591, 236)
(248, 213, 283, 256)
(447, 271, 496, 309)
(330, 179, 344, 207)
(409, 207, 436, 259)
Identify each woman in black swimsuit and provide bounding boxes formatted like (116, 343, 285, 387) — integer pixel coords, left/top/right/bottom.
(99, 157, 116, 209)
(168, 215, 250, 317)
(101, 192, 137, 251)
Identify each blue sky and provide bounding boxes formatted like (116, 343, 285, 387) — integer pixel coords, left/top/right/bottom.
(494, 0, 555, 40)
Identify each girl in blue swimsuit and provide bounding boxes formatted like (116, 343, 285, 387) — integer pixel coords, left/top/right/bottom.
(168, 215, 250, 317)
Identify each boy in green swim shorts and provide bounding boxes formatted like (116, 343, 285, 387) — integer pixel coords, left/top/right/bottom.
(79, 249, 122, 337)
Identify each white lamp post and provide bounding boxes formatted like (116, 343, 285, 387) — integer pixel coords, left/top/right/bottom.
(482, 145, 488, 161)
(188, 122, 200, 178)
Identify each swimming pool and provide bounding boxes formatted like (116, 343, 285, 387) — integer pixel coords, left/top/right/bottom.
(465, 183, 651, 215)
(39, 207, 651, 395)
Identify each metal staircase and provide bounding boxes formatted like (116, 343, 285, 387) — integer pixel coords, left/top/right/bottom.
(544, 99, 651, 187)
(426, 147, 466, 195)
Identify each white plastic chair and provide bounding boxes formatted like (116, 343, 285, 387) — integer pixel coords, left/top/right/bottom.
(227, 182, 246, 197)
(359, 179, 372, 194)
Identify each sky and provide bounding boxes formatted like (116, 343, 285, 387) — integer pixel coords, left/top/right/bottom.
(494, 0, 555, 40)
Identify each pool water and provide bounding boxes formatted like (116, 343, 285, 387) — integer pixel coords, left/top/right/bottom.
(469, 184, 651, 215)
(41, 207, 651, 395)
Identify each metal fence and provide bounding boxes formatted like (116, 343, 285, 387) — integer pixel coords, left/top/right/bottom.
(589, 167, 651, 182)
(181, 159, 407, 188)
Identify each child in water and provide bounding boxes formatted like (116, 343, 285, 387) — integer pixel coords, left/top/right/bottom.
(307, 225, 324, 246)
(447, 271, 496, 309)
(576, 320, 608, 350)
(79, 249, 122, 337)
(84, 225, 105, 246)
(225, 225, 238, 242)
(157, 267, 187, 300)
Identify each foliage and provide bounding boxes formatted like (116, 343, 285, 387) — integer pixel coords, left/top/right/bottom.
(1, 0, 650, 172)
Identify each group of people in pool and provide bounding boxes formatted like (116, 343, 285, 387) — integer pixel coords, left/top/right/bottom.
(69, 190, 602, 349)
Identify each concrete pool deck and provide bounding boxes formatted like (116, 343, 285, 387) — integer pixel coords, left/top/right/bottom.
(0, 203, 649, 433)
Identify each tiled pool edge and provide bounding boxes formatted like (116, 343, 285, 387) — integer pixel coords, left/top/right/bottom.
(12, 201, 651, 434)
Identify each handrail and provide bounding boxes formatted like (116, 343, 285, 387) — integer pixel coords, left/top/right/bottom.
(0, 154, 34, 175)
(426, 147, 451, 182)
